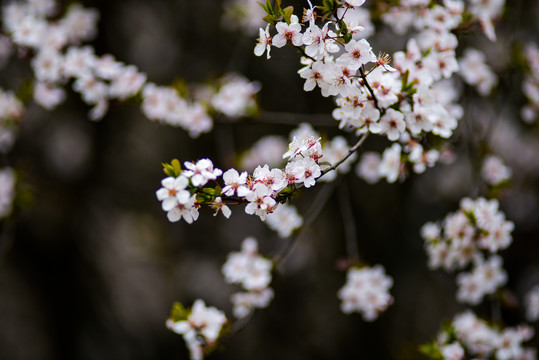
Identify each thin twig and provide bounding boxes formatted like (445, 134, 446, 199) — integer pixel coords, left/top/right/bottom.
(320, 132, 368, 176)
(224, 308, 255, 338)
(213, 111, 336, 127)
(338, 177, 359, 263)
(213, 133, 368, 207)
(273, 181, 336, 266)
(257, 111, 336, 127)
(359, 66, 380, 112)
(222, 182, 336, 341)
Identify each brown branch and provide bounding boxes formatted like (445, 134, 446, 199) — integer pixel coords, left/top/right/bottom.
(272, 181, 336, 266)
(320, 132, 368, 177)
(337, 177, 360, 263)
(213, 111, 336, 127)
(257, 111, 336, 127)
(359, 66, 381, 112)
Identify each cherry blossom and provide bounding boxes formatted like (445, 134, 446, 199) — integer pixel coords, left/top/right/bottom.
(272, 15, 302, 48)
(170, 299, 227, 360)
(338, 265, 394, 321)
(254, 24, 272, 59)
(183, 159, 223, 187)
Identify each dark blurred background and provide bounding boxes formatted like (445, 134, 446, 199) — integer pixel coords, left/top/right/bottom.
(0, 0, 538, 359)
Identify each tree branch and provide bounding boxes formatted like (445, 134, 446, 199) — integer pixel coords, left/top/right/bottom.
(338, 177, 360, 263)
(272, 181, 336, 266)
(320, 132, 368, 176)
(359, 66, 381, 112)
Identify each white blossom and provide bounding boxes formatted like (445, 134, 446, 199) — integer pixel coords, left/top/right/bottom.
(338, 265, 394, 321)
(171, 299, 227, 360)
(183, 159, 222, 187)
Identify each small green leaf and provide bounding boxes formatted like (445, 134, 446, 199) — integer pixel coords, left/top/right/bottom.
(257, 0, 269, 13)
(278, 185, 295, 196)
(162, 163, 175, 177)
(401, 70, 409, 89)
(322, 0, 336, 13)
(162, 159, 182, 177)
(282, 6, 294, 24)
(263, 14, 277, 24)
(196, 193, 211, 204)
(171, 159, 182, 173)
(169, 302, 189, 322)
(16, 78, 34, 106)
(419, 341, 443, 359)
(202, 187, 216, 196)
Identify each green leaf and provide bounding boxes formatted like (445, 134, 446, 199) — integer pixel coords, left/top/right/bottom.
(171, 159, 182, 173)
(202, 187, 217, 196)
(337, 20, 348, 35)
(278, 185, 296, 196)
(441, 322, 458, 342)
(196, 193, 211, 204)
(162, 159, 182, 177)
(282, 6, 294, 24)
(16, 78, 34, 106)
(162, 163, 175, 177)
(322, 0, 336, 13)
(401, 70, 409, 90)
(263, 14, 277, 24)
(169, 302, 189, 322)
(257, 1, 268, 12)
(418, 341, 443, 359)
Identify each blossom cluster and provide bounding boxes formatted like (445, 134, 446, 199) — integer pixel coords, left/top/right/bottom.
(156, 159, 222, 223)
(425, 310, 536, 360)
(254, 0, 480, 184)
(240, 123, 358, 182)
(155, 122, 355, 238)
(155, 134, 322, 224)
(521, 43, 539, 123)
(381, 0, 504, 42)
(2, 0, 536, 358)
(459, 48, 498, 96)
(421, 197, 515, 305)
(355, 0, 474, 183)
(207, 74, 261, 119)
(286, 123, 358, 183)
(1, 0, 261, 138)
(265, 203, 303, 238)
(166, 237, 274, 359)
(222, 237, 274, 319)
(481, 154, 512, 186)
(355, 140, 441, 184)
(167, 300, 227, 360)
(337, 265, 394, 321)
